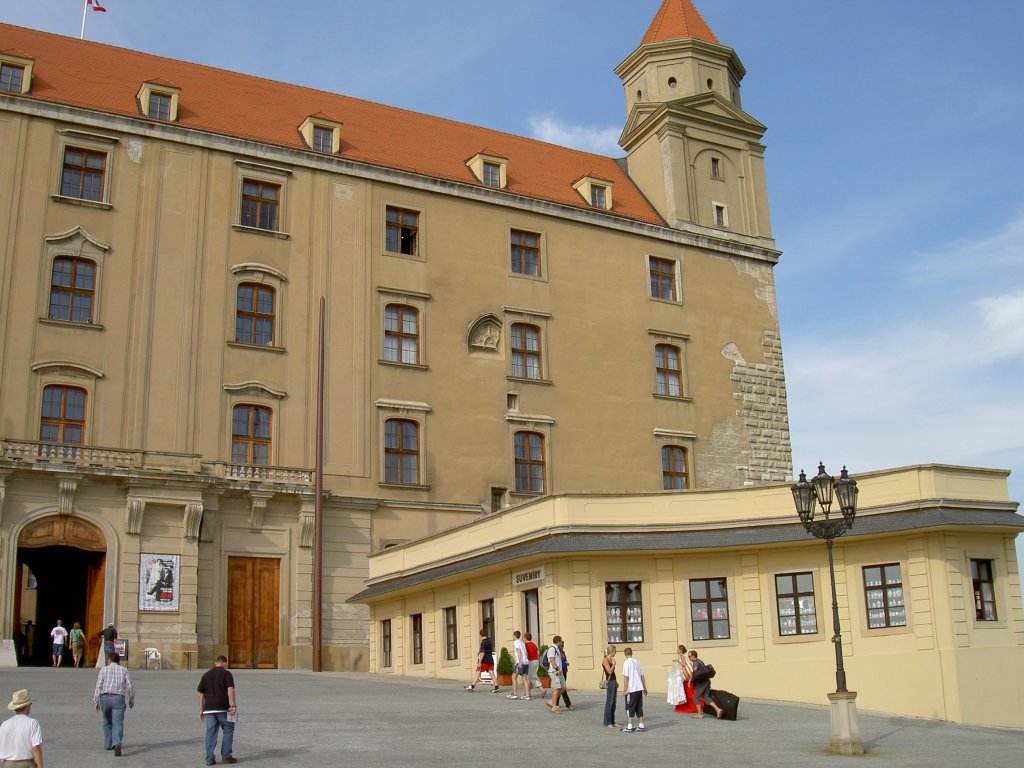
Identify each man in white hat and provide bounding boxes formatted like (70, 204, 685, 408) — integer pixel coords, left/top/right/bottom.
(0, 689, 43, 768)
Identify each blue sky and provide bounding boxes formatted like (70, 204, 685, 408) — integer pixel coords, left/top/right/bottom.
(5, 1, 1023, 559)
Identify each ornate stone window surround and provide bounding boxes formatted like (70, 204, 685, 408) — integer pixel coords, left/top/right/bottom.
(228, 263, 287, 351)
(39, 227, 111, 330)
(375, 398, 432, 489)
(377, 286, 431, 370)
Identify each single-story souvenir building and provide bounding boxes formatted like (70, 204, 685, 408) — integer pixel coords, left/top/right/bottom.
(350, 464, 1024, 728)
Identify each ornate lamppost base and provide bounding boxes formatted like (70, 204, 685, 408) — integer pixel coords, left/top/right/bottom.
(827, 691, 864, 756)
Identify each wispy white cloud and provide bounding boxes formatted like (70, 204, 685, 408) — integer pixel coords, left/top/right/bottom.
(785, 212, 1024, 480)
(527, 115, 622, 156)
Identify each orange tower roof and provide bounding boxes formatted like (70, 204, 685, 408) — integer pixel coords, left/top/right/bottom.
(640, 0, 719, 45)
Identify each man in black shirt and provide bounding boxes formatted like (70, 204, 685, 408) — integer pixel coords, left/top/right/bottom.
(197, 656, 237, 766)
(98, 623, 117, 660)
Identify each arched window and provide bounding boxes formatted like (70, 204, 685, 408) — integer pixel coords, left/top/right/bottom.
(662, 445, 689, 490)
(510, 323, 542, 379)
(654, 343, 682, 396)
(232, 404, 272, 465)
(384, 419, 419, 484)
(384, 304, 419, 364)
(235, 283, 276, 346)
(40, 385, 86, 445)
(514, 431, 545, 493)
(49, 257, 95, 323)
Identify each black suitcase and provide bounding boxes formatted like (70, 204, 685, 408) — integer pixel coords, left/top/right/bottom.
(710, 689, 739, 721)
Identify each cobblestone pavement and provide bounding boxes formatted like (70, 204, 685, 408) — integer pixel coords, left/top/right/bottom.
(1, 667, 1020, 768)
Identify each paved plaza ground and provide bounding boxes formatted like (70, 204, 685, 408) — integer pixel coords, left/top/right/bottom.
(1, 666, 1020, 767)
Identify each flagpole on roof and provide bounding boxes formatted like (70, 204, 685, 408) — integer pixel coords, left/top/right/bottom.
(80, 0, 88, 39)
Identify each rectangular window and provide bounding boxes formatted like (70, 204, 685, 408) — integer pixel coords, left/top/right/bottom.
(863, 564, 906, 629)
(49, 257, 95, 323)
(714, 204, 728, 227)
(444, 606, 458, 661)
(312, 125, 334, 153)
(235, 283, 276, 346)
(385, 206, 419, 256)
(411, 613, 423, 665)
(654, 343, 682, 396)
(775, 572, 817, 636)
(513, 431, 545, 494)
(510, 323, 542, 379)
(384, 418, 419, 484)
(40, 385, 86, 446)
(481, 599, 495, 644)
(605, 581, 643, 644)
(710, 157, 722, 179)
(483, 161, 501, 188)
(381, 619, 392, 668)
(649, 256, 676, 301)
(383, 304, 419, 364)
(490, 487, 506, 514)
(971, 559, 997, 621)
(231, 404, 272, 465)
(60, 147, 106, 202)
(0, 63, 25, 93)
(690, 578, 730, 640)
(240, 179, 280, 231)
(661, 446, 689, 490)
(147, 92, 171, 120)
(590, 185, 607, 208)
(511, 229, 541, 276)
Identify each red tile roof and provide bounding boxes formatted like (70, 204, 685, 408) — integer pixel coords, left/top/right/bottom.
(0, 24, 665, 227)
(641, 0, 719, 45)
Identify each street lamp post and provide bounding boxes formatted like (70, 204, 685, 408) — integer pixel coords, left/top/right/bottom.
(791, 462, 864, 755)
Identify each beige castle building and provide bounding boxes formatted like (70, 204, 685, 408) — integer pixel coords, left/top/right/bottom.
(0, 1, 792, 670)
(2, 1, 1020, 724)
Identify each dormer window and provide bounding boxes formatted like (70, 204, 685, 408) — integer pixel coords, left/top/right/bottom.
(0, 62, 24, 93)
(136, 81, 180, 121)
(299, 115, 341, 155)
(313, 126, 332, 153)
(147, 92, 171, 120)
(572, 175, 613, 211)
(0, 52, 34, 95)
(467, 152, 507, 189)
(483, 162, 501, 188)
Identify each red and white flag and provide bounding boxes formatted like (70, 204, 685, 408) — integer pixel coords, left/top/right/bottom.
(88, 0, 107, 12)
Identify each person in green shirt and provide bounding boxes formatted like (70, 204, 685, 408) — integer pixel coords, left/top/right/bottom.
(69, 622, 86, 669)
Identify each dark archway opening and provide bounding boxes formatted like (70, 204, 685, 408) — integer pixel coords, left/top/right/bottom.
(15, 516, 107, 667)
(17, 547, 100, 666)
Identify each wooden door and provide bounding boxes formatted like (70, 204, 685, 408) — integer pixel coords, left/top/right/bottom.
(85, 555, 105, 666)
(227, 557, 279, 669)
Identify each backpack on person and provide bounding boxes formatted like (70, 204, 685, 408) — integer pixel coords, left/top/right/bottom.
(540, 652, 551, 670)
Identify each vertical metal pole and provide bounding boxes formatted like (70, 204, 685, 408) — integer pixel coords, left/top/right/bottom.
(313, 297, 325, 672)
(826, 536, 847, 692)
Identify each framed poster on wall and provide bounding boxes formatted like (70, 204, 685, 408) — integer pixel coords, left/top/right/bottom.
(113, 639, 128, 657)
(138, 553, 180, 612)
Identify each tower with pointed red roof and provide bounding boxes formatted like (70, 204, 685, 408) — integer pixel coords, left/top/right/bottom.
(616, 0, 773, 242)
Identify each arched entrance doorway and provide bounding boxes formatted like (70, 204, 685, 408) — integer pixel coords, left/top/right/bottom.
(15, 516, 106, 667)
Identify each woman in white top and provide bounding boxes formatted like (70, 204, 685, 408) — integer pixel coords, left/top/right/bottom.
(674, 644, 697, 713)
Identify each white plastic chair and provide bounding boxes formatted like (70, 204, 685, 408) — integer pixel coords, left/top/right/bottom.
(143, 647, 162, 670)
